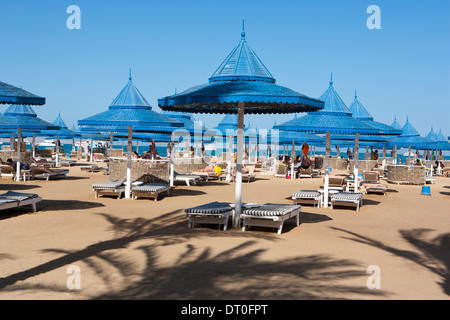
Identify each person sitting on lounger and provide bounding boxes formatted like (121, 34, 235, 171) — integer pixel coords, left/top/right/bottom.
(299, 154, 311, 169)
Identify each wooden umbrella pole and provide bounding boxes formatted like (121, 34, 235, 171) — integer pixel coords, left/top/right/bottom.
(110, 132, 114, 158)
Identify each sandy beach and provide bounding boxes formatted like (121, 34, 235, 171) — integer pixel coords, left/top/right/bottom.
(0, 163, 449, 300)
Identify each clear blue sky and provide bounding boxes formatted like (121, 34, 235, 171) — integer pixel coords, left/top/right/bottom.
(0, 0, 449, 138)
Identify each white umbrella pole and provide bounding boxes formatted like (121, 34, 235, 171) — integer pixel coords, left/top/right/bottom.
(16, 129, 22, 182)
(90, 139, 94, 162)
(125, 126, 133, 199)
(170, 132, 175, 187)
(234, 102, 245, 227)
(32, 134, 36, 159)
(324, 132, 331, 208)
(354, 134, 359, 193)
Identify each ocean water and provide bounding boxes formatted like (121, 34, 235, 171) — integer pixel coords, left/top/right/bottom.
(25, 143, 449, 162)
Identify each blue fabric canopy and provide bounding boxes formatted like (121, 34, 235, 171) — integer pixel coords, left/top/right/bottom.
(0, 81, 45, 106)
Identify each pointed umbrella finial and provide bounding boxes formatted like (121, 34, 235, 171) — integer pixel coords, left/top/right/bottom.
(241, 20, 246, 40)
(129, 68, 132, 81)
(330, 73, 333, 86)
(354, 89, 357, 99)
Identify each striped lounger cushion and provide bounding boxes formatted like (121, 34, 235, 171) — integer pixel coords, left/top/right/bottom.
(243, 204, 300, 217)
(185, 202, 232, 215)
(330, 192, 363, 211)
(292, 190, 322, 207)
(131, 183, 170, 192)
(131, 183, 171, 201)
(185, 202, 233, 230)
(0, 191, 39, 201)
(92, 180, 126, 190)
(241, 204, 301, 234)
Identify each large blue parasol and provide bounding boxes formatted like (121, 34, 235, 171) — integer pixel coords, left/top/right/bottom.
(158, 22, 324, 225)
(0, 81, 45, 106)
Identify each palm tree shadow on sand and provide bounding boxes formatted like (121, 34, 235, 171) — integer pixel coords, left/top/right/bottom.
(331, 227, 450, 296)
(0, 211, 385, 299)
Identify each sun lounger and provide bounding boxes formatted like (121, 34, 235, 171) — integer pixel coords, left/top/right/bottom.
(273, 164, 287, 178)
(241, 203, 301, 234)
(92, 179, 126, 199)
(131, 183, 171, 201)
(232, 165, 256, 183)
(185, 201, 233, 230)
(0, 191, 42, 213)
(298, 166, 313, 178)
(330, 192, 363, 211)
(321, 175, 347, 191)
(0, 164, 15, 180)
(60, 159, 77, 167)
(93, 153, 109, 162)
(360, 171, 387, 195)
(174, 171, 201, 186)
(31, 166, 69, 181)
(80, 165, 102, 172)
(292, 190, 322, 208)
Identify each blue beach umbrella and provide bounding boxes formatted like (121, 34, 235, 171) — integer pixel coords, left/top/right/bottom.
(78, 71, 184, 135)
(158, 22, 324, 225)
(274, 76, 382, 136)
(0, 81, 45, 106)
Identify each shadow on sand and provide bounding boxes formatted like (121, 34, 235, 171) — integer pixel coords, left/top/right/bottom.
(331, 227, 450, 296)
(0, 211, 384, 299)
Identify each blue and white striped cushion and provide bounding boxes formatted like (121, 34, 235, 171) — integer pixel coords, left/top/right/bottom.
(92, 180, 125, 190)
(132, 183, 170, 193)
(185, 202, 232, 214)
(292, 190, 321, 199)
(1, 191, 38, 201)
(243, 204, 300, 217)
(331, 192, 363, 201)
